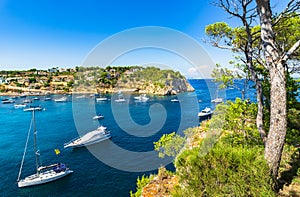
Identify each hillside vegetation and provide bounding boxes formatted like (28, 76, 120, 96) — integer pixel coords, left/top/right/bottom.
(74, 66, 194, 95)
(0, 66, 194, 95)
(131, 99, 300, 196)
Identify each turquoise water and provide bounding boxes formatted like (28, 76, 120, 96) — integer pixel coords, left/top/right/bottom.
(0, 79, 251, 196)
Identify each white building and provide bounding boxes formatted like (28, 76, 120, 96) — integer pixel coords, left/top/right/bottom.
(0, 77, 8, 84)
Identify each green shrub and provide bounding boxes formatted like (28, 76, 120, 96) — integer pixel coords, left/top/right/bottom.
(154, 132, 185, 158)
(130, 175, 154, 197)
(174, 140, 275, 197)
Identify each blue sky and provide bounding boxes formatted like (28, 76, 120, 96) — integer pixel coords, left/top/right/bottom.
(0, 0, 286, 74)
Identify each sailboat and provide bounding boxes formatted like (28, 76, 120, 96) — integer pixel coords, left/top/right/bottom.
(115, 92, 126, 103)
(211, 89, 223, 103)
(17, 110, 73, 188)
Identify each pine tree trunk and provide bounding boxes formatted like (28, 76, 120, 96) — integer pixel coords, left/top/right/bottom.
(256, 0, 287, 178)
(264, 65, 287, 178)
(248, 63, 265, 141)
(256, 81, 265, 141)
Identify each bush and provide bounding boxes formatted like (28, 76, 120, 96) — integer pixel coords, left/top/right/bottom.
(130, 175, 154, 197)
(174, 140, 275, 196)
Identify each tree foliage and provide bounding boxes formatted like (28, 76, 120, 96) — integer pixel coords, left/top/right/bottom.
(130, 175, 154, 197)
(153, 132, 185, 158)
(206, 0, 300, 178)
(174, 141, 275, 197)
(221, 98, 263, 146)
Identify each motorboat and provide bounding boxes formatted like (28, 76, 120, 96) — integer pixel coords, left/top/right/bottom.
(96, 97, 108, 102)
(93, 115, 104, 120)
(23, 106, 42, 112)
(1, 99, 15, 104)
(14, 104, 27, 108)
(54, 97, 67, 102)
(17, 110, 73, 188)
(64, 126, 111, 148)
(211, 97, 223, 103)
(171, 99, 180, 102)
(75, 95, 86, 99)
(134, 94, 149, 101)
(23, 99, 32, 103)
(198, 107, 213, 117)
(115, 98, 126, 102)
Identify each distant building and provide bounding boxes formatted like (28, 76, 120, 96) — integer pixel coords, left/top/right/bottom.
(48, 68, 58, 73)
(0, 77, 7, 84)
(69, 68, 77, 72)
(59, 68, 67, 73)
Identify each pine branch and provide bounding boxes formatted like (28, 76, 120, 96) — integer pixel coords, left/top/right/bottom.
(282, 39, 300, 62)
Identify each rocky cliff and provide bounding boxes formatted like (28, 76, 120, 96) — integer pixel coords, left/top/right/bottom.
(115, 67, 194, 95)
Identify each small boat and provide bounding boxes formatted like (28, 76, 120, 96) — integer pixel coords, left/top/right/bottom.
(171, 99, 180, 102)
(93, 115, 104, 120)
(23, 106, 42, 112)
(96, 97, 108, 102)
(75, 95, 86, 99)
(211, 89, 223, 103)
(54, 97, 67, 102)
(23, 99, 32, 103)
(211, 97, 223, 103)
(115, 94, 126, 103)
(14, 104, 27, 108)
(1, 99, 15, 104)
(44, 97, 51, 101)
(20, 94, 27, 98)
(33, 97, 40, 100)
(64, 126, 111, 148)
(17, 110, 73, 188)
(198, 107, 213, 117)
(115, 98, 126, 103)
(134, 94, 149, 101)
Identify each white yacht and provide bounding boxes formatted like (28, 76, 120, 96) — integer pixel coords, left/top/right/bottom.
(115, 98, 126, 102)
(23, 99, 32, 103)
(17, 110, 73, 188)
(96, 97, 108, 102)
(23, 106, 42, 112)
(54, 97, 67, 102)
(171, 99, 180, 102)
(14, 104, 27, 108)
(64, 126, 111, 148)
(211, 97, 223, 103)
(93, 115, 104, 120)
(198, 107, 213, 117)
(75, 95, 86, 99)
(2, 99, 15, 104)
(134, 94, 149, 101)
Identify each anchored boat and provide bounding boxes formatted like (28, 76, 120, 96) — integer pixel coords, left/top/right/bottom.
(17, 110, 73, 188)
(64, 126, 111, 148)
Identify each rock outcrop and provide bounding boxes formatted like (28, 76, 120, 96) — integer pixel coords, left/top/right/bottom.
(116, 78, 194, 96)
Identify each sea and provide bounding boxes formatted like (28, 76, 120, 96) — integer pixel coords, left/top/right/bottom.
(0, 79, 255, 196)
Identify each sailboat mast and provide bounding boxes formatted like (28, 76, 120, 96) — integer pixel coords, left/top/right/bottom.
(33, 110, 39, 174)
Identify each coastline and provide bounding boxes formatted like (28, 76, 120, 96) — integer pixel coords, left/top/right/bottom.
(0, 87, 194, 97)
